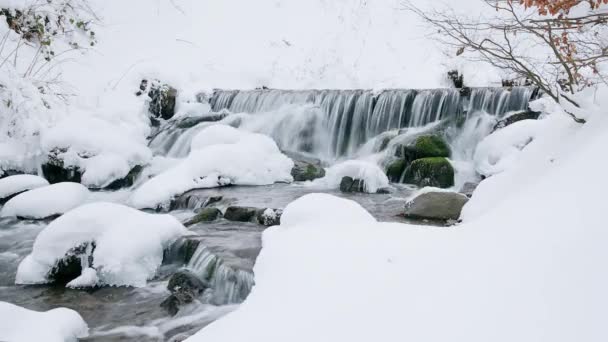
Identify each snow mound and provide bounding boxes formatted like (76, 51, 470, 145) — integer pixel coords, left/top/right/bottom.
(315, 160, 389, 193)
(1, 182, 89, 219)
(131, 125, 294, 209)
(0, 174, 49, 200)
(16, 202, 187, 287)
(474, 119, 542, 177)
(0, 301, 88, 342)
(41, 116, 152, 188)
(281, 193, 376, 227)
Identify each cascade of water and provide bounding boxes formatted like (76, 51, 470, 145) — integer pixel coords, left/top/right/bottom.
(186, 245, 254, 306)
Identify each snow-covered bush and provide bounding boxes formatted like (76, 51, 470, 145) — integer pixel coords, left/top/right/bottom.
(130, 124, 294, 209)
(0, 301, 88, 342)
(16, 202, 187, 287)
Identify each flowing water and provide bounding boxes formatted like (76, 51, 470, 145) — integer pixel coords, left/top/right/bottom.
(0, 87, 538, 341)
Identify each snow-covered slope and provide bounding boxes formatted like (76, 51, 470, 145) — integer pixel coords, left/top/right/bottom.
(186, 106, 608, 341)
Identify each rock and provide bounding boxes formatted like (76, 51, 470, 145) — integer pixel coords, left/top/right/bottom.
(103, 165, 143, 190)
(175, 114, 228, 129)
(41, 149, 82, 184)
(256, 208, 282, 226)
(447, 70, 464, 88)
(405, 191, 469, 221)
(339, 176, 367, 193)
(48, 242, 95, 284)
(395, 135, 451, 162)
(492, 109, 541, 132)
(402, 157, 454, 188)
(184, 208, 223, 226)
(459, 182, 479, 198)
(170, 191, 223, 211)
(147, 81, 178, 120)
(224, 206, 259, 223)
(161, 270, 208, 316)
(291, 161, 325, 182)
(385, 159, 407, 183)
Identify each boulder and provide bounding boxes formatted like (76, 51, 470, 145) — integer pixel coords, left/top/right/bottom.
(385, 159, 407, 183)
(161, 270, 208, 316)
(103, 165, 143, 190)
(184, 208, 223, 226)
(405, 191, 469, 221)
(175, 114, 228, 129)
(395, 135, 451, 162)
(339, 176, 366, 193)
(41, 149, 82, 184)
(291, 161, 325, 182)
(256, 208, 282, 226)
(492, 110, 541, 132)
(149, 83, 178, 120)
(402, 157, 454, 188)
(459, 182, 479, 198)
(170, 191, 223, 211)
(48, 242, 95, 285)
(224, 206, 258, 223)
(163, 236, 203, 265)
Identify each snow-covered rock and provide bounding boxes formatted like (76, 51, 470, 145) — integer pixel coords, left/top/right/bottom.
(0, 174, 49, 202)
(40, 116, 152, 188)
(280, 193, 375, 227)
(130, 125, 293, 209)
(1, 182, 89, 219)
(0, 301, 88, 342)
(314, 160, 389, 193)
(16, 202, 188, 287)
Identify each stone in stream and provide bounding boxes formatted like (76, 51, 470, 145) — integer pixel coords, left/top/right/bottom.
(170, 190, 223, 211)
(402, 157, 454, 188)
(339, 176, 367, 193)
(163, 236, 203, 265)
(184, 208, 223, 226)
(291, 160, 326, 182)
(394, 134, 451, 163)
(48, 242, 95, 284)
(147, 81, 178, 120)
(405, 191, 469, 221)
(175, 114, 228, 129)
(224, 206, 283, 226)
(385, 159, 407, 183)
(103, 165, 143, 190)
(161, 270, 209, 316)
(459, 182, 479, 198)
(492, 109, 541, 132)
(41, 148, 83, 184)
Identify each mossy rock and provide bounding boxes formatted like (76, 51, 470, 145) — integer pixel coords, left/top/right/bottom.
(402, 157, 454, 188)
(184, 208, 223, 226)
(385, 159, 407, 183)
(395, 135, 451, 163)
(291, 161, 325, 182)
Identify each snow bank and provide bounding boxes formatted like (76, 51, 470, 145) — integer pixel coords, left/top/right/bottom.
(16, 202, 187, 287)
(130, 125, 293, 209)
(41, 116, 152, 188)
(280, 193, 375, 227)
(315, 160, 389, 193)
(473, 119, 542, 177)
(0, 301, 88, 342)
(0, 174, 49, 200)
(187, 107, 608, 341)
(1, 182, 89, 219)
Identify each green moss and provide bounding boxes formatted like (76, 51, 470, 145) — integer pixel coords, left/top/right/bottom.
(385, 159, 407, 183)
(413, 135, 451, 158)
(402, 157, 454, 188)
(184, 208, 222, 226)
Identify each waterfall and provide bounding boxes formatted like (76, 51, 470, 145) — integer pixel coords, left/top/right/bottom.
(208, 87, 537, 159)
(186, 245, 254, 306)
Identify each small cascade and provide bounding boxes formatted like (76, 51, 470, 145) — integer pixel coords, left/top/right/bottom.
(186, 245, 254, 305)
(209, 87, 538, 159)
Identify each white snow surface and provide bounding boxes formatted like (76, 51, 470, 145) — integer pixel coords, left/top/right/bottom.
(314, 160, 389, 193)
(0, 174, 49, 200)
(131, 125, 294, 209)
(187, 106, 608, 341)
(1, 182, 89, 219)
(0, 301, 89, 342)
(16, 202, 187, 287)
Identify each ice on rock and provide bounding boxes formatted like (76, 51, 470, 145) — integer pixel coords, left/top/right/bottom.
(130, 124, 294, 209)
(16, 202, 188, 287)
(1, 182, 89, 219)
(0, 301, 88, 342)
(0, 174, 49, 201)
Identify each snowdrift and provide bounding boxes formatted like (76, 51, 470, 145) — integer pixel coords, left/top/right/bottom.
(1, 182, 89, 219)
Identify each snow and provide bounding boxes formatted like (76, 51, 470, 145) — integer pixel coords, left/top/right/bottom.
(130, 125, 294, 209)
(187, 101, 608, 341)
(314, 160, 389, 193)
(1, 182, 89, 219)
(0, 301, 89, 342)
(16, 202, 188, 287)
(41, 116, 152, 188)
(0, 174, 49, 200)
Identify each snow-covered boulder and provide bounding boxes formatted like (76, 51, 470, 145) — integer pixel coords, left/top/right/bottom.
(1, 182, 89, 220)
(404, 191, 469, 221)
(0, 174, 49, 203)
(16, 202, 188, 287)
(130, 125, 293, 210)
(280, 193, 376, 227)
(0, 301, 88, 342)
(316, 160, 389, 193)
(40, 116, 152, 188)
